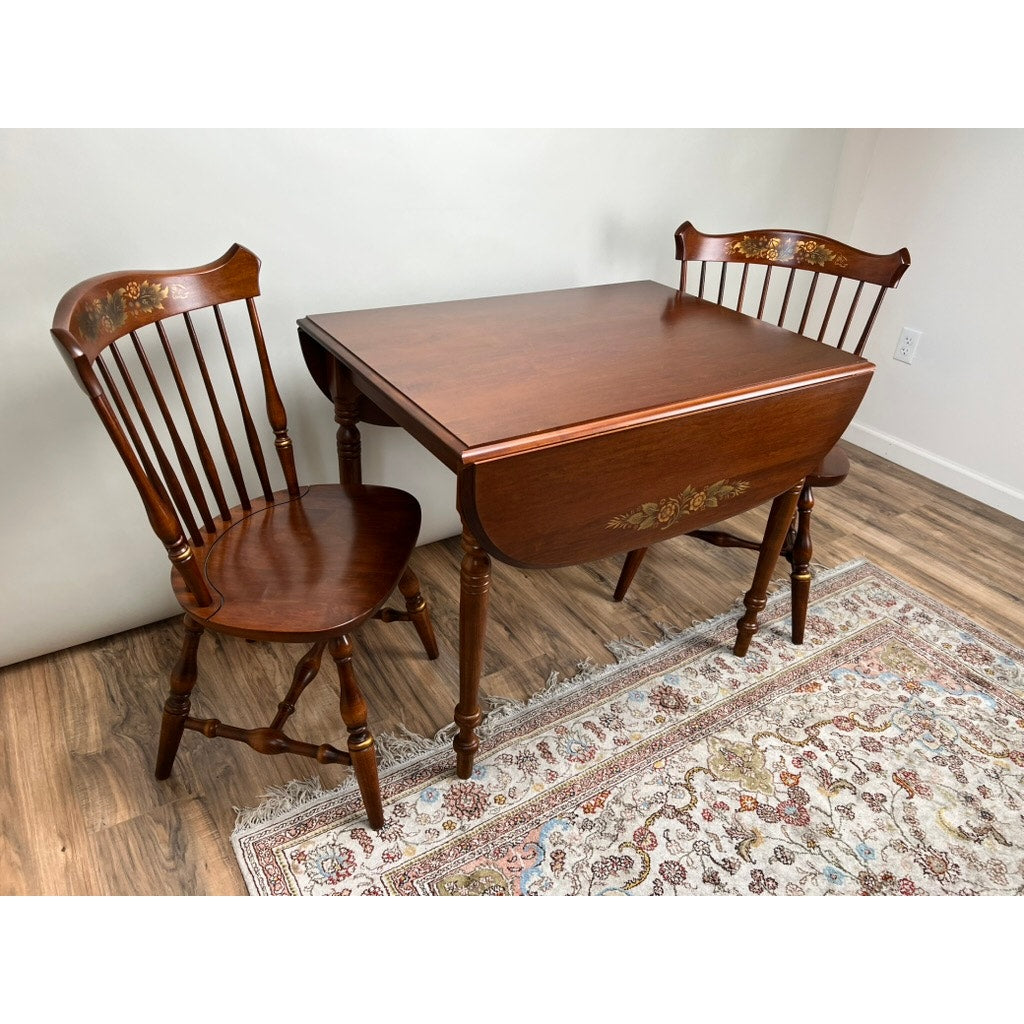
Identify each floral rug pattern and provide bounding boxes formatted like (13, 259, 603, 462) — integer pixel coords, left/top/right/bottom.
(232, 560, 1024, 895)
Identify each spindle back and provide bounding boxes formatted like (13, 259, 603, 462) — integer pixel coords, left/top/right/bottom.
(675, 221, 911, 356)
(51, 245, 300, 606)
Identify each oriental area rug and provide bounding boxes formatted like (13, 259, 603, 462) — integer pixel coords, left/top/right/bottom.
(231, 560, 1024, 895)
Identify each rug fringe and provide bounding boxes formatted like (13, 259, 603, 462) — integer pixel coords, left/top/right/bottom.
(232, 776, 331, 831)
(375, 722, 455, 767)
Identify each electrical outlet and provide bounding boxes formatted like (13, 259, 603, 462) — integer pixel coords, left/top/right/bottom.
(894, 327, 922, 364)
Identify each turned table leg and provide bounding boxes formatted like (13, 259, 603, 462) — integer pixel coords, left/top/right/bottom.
(331, 359, 362, 486)
(790, 482, 815, 645)
(733, 482, 803, 657)
(454, 524, 490, 778)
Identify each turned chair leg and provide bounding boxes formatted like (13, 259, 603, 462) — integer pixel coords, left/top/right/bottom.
(399, 566, 440, 660)
(790, 482, 815, 645)
(613, 547, 648, 602)
(329, 635, 384, 830)
(155, 615, 204, 779)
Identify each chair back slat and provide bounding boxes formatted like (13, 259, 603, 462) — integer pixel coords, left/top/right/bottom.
(90, 353, 213, 605)
(778, 268, 796, 327)
(212, 304, 275, 503)
(756, 264, 772, 320)
(182, 310, 251, 513)
(156, 318, 231, 522)
(129, 329, 216, 535)
(96, 352, 180, 520)
(674, 221, 910, 357)
(815, 276, 843, 343)
(835, 280, 865, 351)
(716, 263, 728, 306)
(736, 264, 750, 311)
(51, 245, 300, 607)
(106, 342, 205, 547)
(854, 288, 889, 357)
(247, 298, 300, 498)
(797, 272, 820, 335)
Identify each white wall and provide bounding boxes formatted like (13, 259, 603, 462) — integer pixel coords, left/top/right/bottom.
(0, 123, 847, 668)
(830, 130, 1024, 520)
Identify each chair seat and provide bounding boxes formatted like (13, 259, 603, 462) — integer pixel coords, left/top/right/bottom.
(174, 484, 421, 641)
(807, 444, 850, 489)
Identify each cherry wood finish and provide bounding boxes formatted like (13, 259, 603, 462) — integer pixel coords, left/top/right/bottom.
(298, 280, 875, 777)
(613, 223, 911, 643)
(51, 245, 439, 830)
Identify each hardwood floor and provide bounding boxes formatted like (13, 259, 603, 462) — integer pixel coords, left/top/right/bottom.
(2, 441, 1021, 895)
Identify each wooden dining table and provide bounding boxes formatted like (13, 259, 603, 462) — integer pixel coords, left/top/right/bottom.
(297, 280, 875, 779)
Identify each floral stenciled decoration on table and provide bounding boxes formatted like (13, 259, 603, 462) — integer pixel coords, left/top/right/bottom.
(607, 479, 750, 532)
(78, 280, 170, 341)
(731, 235, 850, 270)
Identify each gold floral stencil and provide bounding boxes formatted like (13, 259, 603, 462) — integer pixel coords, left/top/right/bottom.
(731, 235, 849, 269)
(607, 479, 750, 531)
(78, 280, 170, 341)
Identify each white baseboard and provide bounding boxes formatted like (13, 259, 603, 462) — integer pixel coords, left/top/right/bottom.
(844, 421, 1024, 522)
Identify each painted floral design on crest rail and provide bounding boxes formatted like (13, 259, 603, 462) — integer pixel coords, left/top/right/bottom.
(607, 479, 750, 531)
(731, 235, 849, 269)
(78, 280, 170, 340)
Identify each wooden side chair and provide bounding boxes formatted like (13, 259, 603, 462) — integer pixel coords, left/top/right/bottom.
(614, 221, 911, 643)
(50, 245, 440, 830)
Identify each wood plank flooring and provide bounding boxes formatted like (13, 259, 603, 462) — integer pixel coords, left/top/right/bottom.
(2, 442, 1021, 895)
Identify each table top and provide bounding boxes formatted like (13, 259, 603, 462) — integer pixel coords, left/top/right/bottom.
(300, 280, 872, 467)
